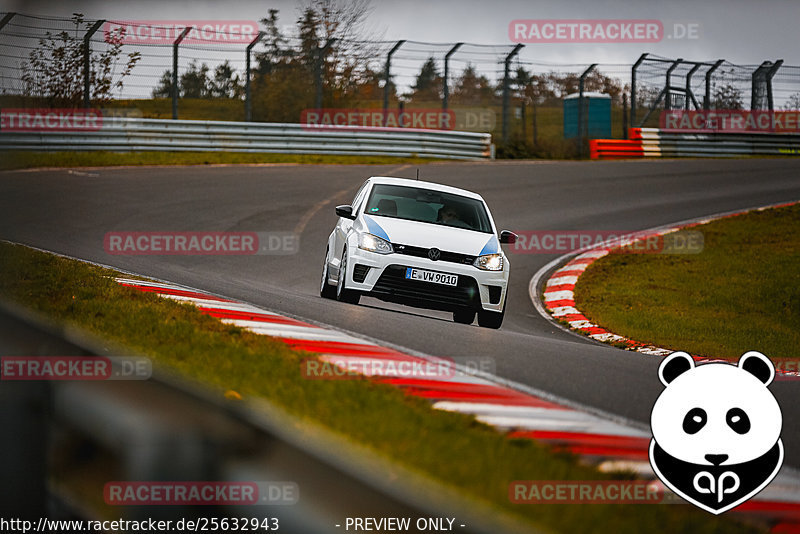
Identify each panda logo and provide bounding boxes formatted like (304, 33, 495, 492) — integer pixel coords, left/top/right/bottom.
(649, 351, 784, 514)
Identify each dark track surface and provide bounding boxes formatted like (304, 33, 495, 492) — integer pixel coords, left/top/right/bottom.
(2, 159, 798, 466)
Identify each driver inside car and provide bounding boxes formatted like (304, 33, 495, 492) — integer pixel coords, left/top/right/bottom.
(437, 204, 469, 228)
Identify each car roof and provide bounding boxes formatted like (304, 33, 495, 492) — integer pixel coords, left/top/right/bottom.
(366, 176, 485, 201)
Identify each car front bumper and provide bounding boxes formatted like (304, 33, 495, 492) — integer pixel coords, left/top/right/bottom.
(345, 246, 508, 312)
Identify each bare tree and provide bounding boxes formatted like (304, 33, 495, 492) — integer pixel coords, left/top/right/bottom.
(264, 1, 383, 92)
(250, 0, 386, 121)
(305, 0, 383, 84)
(21, 13, 140, 106)
(782, 92, 800, 111)
(712, 83, 745, 110)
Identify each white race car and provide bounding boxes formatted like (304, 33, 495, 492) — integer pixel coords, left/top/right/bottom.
(320, 176, 516, 328)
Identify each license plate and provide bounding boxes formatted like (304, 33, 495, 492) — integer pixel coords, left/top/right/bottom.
(405, 268, 458, 286)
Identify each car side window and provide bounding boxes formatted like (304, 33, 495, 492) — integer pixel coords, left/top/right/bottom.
(351, 182, 370, 215)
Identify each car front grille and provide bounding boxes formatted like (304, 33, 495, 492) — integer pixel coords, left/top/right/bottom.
(370, 264, 481, 311)
(392, 243, 476, 266)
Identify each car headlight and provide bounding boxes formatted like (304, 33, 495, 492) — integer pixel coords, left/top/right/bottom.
(473, 253, 503, 271)
(358, 232, 393, 254)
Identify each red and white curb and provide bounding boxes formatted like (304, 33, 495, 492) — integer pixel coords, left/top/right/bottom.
(543, 245, 679, 356)
(116, 277, 646, 448)
(117, 276, 800, 527)
(534, 201, 800, 372)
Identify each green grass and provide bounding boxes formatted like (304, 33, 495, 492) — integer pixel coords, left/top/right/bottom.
(0, 151, 440, 171)
(0, 96, 245, 122)
(0, 242, 758, 534)
(110, 98, 245, 121)
(574, 203, 800, 360)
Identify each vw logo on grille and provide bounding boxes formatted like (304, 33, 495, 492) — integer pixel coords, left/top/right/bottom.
(428, 247, 441, 261)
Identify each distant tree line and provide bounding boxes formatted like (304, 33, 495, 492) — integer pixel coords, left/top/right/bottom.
(18, 4, 761, 120)
(152, 61, 243, 99)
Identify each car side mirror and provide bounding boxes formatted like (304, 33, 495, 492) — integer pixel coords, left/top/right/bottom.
(499, 230, 517, 244)
(335, 205, 355, 219)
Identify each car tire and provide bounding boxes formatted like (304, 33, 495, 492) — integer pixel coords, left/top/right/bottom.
(336, 248, 361, 304)
(453, 308, 476, 325)
(320, 248, 337, 299)
(477, 298, 506, 329)
(477, 309, 504, 329)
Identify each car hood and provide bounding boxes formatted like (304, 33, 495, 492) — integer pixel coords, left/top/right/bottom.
(360, 214, 500, 256)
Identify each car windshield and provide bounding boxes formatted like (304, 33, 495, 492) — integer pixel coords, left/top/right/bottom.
(364, 184, 493, 234)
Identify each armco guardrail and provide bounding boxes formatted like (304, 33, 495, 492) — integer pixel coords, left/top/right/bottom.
(591, 128, 800, 159)
(0, 117, 494, 160)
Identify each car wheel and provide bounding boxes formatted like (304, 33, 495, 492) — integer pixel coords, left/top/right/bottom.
(453, 308, 476, 325)
(336, 248, 361, 304)
(320, 248, 337, 299)
(477, 298, 506, 329)
(477, 309, 504, 329)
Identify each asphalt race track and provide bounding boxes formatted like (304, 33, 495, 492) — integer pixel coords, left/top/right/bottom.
(2, 158, 799, 467)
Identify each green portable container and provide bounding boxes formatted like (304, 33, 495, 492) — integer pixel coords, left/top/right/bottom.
(564, 92, 611, 139)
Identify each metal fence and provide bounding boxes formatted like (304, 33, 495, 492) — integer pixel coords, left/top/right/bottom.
(631, 54, 800, 127)
(0, 13, 529, 131)
(0, 116, 494, 160)
(1, 12, 799, 147)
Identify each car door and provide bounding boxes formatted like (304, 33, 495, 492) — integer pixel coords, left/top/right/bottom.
(333, 181, 370, 277)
